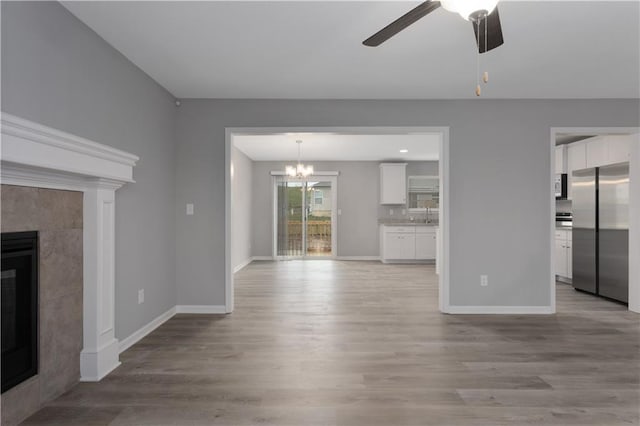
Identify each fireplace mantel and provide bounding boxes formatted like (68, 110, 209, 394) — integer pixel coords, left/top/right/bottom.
(1, 112, 139, 381)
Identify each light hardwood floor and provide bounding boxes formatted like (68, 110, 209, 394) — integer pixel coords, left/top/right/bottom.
(23, 261, 640, 425)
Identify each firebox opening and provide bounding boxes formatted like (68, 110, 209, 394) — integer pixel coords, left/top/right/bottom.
(1, 231, 38, 393)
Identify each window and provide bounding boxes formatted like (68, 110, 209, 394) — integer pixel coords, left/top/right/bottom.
(314, 190, 323, 205)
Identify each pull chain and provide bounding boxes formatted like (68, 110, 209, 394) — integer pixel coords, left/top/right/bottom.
(475, 19, 481, 96)
(483, 15, 489, 84)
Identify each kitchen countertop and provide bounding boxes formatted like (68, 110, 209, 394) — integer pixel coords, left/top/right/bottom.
(379, 222, 439, 227)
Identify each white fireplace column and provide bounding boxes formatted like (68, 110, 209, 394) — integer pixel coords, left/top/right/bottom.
(1, 113, 139, 382)
(81, 180, 123, 380)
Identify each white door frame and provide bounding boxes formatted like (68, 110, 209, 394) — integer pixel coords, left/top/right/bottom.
(226, 127, 450, 314)
(270, 174, 338, 260)
(550, 127, 640, 313)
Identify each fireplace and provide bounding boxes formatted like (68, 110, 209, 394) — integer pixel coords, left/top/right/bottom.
(1, 231, 38, 393)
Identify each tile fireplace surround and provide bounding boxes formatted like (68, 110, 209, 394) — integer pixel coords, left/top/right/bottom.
(0, 113, 138, 424)
(1, 186, 83, 425)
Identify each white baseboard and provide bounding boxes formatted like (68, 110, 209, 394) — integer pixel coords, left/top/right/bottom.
(252, 256, 274, 261)
(336, 256, 380, 261)
(233, 257, 254, 273)
(118, 304, 226, 354)
(175, 305, 227, 314)
(119, 306, 176, 354)
(445, 305, 555, 314)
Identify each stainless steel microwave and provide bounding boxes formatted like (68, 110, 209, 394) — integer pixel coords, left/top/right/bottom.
(555, 173, 568, 199)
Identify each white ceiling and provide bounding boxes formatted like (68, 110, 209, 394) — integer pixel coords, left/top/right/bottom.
(233, 133, 441, 161)
(61, 1, 639, 99)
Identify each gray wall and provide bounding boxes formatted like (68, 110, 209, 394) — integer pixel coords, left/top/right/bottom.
(251, 161, 380, 257)
(231, 146, 253, 269)
(175, 99, 639, 308)
(1, 1, 177, 339)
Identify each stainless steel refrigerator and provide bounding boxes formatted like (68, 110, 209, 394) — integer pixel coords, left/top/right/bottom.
(572, 162, 629, 303)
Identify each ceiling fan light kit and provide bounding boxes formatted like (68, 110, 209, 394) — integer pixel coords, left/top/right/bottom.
(440, 0, 499, 21)
(363, 0, 504, 96)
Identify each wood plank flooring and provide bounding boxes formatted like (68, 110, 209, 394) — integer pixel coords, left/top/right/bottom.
(22, 261, 640, 425)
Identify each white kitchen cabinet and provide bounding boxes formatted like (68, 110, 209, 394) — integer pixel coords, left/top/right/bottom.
(567, 142, 587, 199)
(380, 225, 436, 262)
(383, 232, 415, 260)
(606, 135, 632, 164)
(567, 237, 572, 279)
(555, 239, 568, 278)
(555, 229, 572, 280)
(415, 230, 437, 260)
(555, 145, 566, 174)
(586, 137, 608, 168)
(380, 163, 407, 205)
(567, 143, 586, 172)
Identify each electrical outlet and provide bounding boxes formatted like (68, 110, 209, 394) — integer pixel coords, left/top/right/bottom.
(402, 209, 406, 215)
(390, 209, 394, 215)
(480, 275, 489, 287)
(186, 203, 194, 215)
(138, 289, 144, 304)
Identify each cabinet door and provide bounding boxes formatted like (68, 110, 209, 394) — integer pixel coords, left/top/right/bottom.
(568, 143, 586, 172)
(566, 240, 572, 279)
(607, 135, 632, 164)
(567, 143, 586, 199)
(555, 146, 565, 174)
(586, 137, 608, 168)
(384, 234, 405, 259)
(401, 233, 416, 259)
(415, 232, 436, 260)
(555, 239, 568, 277)
(380, 164, 407, 205)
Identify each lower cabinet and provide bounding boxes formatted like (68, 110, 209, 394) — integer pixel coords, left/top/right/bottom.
(384, 232, 415, 260)
(555, 239, 568, 277)
(555, 229, 572, 279)
(415, 229, 437, 260)
(381, 226, 436, 262)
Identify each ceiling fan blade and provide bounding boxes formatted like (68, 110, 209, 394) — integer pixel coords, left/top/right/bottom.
(472, 7, 504, 53)
(363, 1, 441, 47)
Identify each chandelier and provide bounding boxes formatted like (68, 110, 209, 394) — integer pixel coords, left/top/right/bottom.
(285, 140, 314, 178)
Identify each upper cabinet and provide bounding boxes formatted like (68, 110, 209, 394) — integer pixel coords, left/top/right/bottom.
(555, 145, 566, 174)
(380, 163, 407, 205)
(567, 142, 586, 172)
(607, 135, 633, 164)
(586, 137, 608, 168)
(584, 135, 632, 168)
(563, 135, 634, 199)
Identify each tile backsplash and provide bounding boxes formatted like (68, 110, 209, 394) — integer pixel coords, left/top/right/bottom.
(377, 206, 438, 223)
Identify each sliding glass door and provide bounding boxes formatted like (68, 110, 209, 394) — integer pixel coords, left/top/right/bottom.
(274, 176, 335, 258)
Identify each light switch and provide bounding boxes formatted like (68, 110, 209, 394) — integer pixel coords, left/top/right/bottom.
(186, 203, 194, 215)
(338, 209, 342, 216)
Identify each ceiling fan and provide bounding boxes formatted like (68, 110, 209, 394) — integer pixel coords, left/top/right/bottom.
(363, 0, 504, 54)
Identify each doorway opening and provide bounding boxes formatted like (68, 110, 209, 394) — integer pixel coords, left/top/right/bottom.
(550, 128, 640, 313)
(226, 127, 450, 314)
(273, 176, 337, 258)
